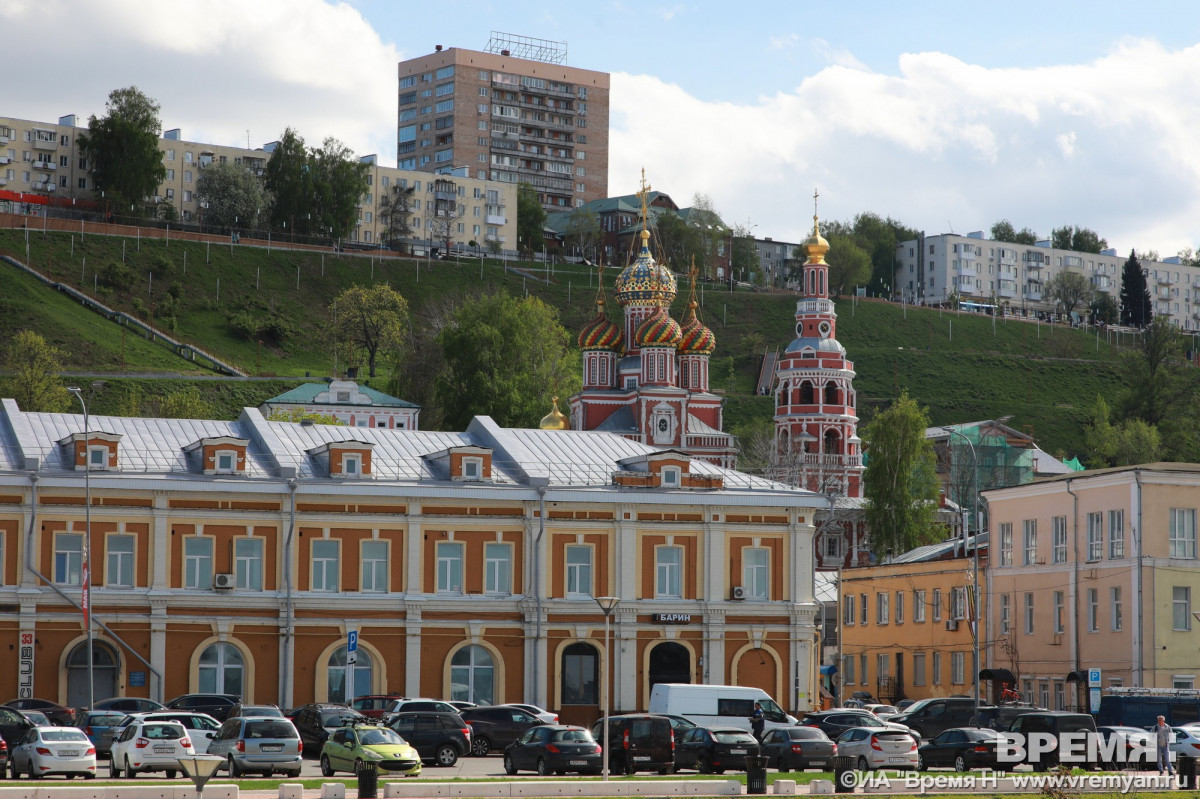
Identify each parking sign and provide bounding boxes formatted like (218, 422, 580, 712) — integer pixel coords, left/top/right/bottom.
(347, 629, 358, 666)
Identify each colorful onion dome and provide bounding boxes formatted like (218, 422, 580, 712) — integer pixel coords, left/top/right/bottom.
(614, 229, 677, 308)
(539, 396, 569, 430)
(678, 300, 716, 355)
(635, 307, 683, 349)
(577, 298, 624, 351)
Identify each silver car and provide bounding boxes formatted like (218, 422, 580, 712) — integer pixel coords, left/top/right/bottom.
(836, 727, 919, 771)
(207, 716, 303, 778)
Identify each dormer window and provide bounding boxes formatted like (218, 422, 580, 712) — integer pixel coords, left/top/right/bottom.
(342, 454, 361, 476)
(661, 466, 681, 487)
(215, 451, 236, 474)
(87, 446, 108, 470)
(462, 457, 482, 480)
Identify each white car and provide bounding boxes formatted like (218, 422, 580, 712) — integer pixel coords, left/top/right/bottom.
(110, 719, 195, 778)
(864, 704, 900, 721)
(503, 703, 558, 724)
(10, 726, 97, 779)
(115, 711, 221, 754)
(836, 727, 919, 771)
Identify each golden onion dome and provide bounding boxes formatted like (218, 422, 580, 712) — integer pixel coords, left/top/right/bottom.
(614, 228, 677, 307)
(678, 300, 716, 355)
(634, 308, 683, 349)
(539, 396, 569, 430)
(577, 298, 624, 351)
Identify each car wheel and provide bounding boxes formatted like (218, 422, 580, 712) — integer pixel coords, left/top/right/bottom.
(167, 769, 177, 779)
(109, 758, 121, 778)
(858, 756, 870, 772)
(125, 757, 137, 779)
(954, 755, 967, 772)
(285, 768, 302, 779)
(320, 754, 335, 778)
(698, 755, 713, 775)
(436, 744, 459, 767)
(228, 756, 243, 778)
(503, 754, 517, 775)
(84, 773, 96, 780)
(472, 736, 491, 757)
(536, 757, 549, 776)
(657, 767, 670, 775)
(916, 755, 926, 771)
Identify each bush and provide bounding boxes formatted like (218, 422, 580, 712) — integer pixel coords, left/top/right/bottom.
(98, 259, 134, 290)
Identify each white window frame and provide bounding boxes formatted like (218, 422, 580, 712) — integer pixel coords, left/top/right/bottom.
(361, 539, 388, 593)
(913, 652, 926, 686)
(88, 444, 109, 470)
(1170, 509, 1197, 559)
(656, 545, 684, 599)
(860, 593, 868, 625)
(566, 544, 593, 598)
(215, 449, 237, 474)
(951, 651, 965, 684)
(1111, 586, 1123, 631)
(54, 532, 83, 586)
(1109, 510, 1125, 558)
(234, 536, 263, 590)
(742, 547, 768, 601)
(341, 453, 361, 477)
(106, 533, 135, 588)
(842, 655, 855, 685)
(462, 457, 483, 480)
(1174, 586, 1192, 631)
(1023, 519, 1037, 565)
(660, 466, 681, 487)
(1000, 593, 1011, 634)
(1024, 592, 1035, 635)
(999, 523, 1013, 566)
(932, 588, 942, 622)
(312, 538, 340, 592)
(932, 652, 942, 685)
(1053, 590, 1065, 634)
(843, 594, 855, 626)
(184, 536, 212, 589)
(1052, 516, 1067, 563)
(951, 587, 967, 620)
(876, 653, 889, 682)
(914, 590, 926, 623)
(1087, 588, 1098, 632)
(1087, 512, 1103, 561)
(436, 541, 464, 594)
(484, 542, 512, 594)
(895, 590, 904, 624)
(876, 591, 890, 624)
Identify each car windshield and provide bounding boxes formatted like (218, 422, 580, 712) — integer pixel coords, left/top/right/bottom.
(899, 699, 934, 715)
(715, 731, 757, 744)
(871, 706, 898, 715)
(246, 721, 296, 739)
(859, 716, 886, 727)
(360, 728, 405, 746)
(90, 714, 126, 726)
(874, 732, 913, 742)
(552, 729, 594, 742)
(243, 707, 283, 717)
(41, 730, 89, 742)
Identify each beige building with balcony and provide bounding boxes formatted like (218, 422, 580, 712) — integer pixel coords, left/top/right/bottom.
(985, 463, 1200, 711)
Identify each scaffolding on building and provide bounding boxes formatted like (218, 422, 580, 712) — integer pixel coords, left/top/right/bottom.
(945, 424, 1035, 521)
(484, 31, 568, 64)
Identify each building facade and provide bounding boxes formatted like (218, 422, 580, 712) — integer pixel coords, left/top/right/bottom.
(397, 36, 610, 212)
(895, 232, 1195, 329)
(260, 380, 420, 430)
(0, 398, 821, 723)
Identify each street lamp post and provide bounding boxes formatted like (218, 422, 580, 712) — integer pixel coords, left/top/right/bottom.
(68, 381, 104, 711)
(595, 596, 620, 780)
(942, 426, 980, 724)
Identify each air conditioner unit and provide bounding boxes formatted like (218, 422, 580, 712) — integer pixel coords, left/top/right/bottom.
(213, 573, 235, 590)
(945, 619, 959, 631)
(731, 586, 747, 601)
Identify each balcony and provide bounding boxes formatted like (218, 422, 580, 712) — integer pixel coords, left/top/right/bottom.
(1026, 289, 1042, 301)
(0, 156, 10, 165)
(1024, 260, 1045, 270)
(32, 160, 56, 172)
(796, 298, 835, 316)
(998, 285, 1017, 298)
(0, 177, 7, 187)
(486, 214, 507, 225)
(1157, 273, 1175, 285)
(32, 181, 54, 192)
(32, 133, 57, 151)
(955, 265, 977, 278)
(0, 133, 9, 146)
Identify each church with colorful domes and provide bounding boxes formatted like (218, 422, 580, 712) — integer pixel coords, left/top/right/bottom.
(569, 183, 736, 467)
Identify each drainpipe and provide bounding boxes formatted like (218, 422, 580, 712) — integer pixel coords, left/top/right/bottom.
(1065, 478, 1080, 709)
(1133, 469, 1144, 686)
(24, 475, 164, 694)
(531, 479, 549, 707)
(281, 479, 297, 709)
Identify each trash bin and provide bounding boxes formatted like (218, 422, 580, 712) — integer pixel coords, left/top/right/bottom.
(356, 759, 379, 799)
(833, 755, 855, 793)
(1180, 755, 1196, 790)
(745, 755, 769, 795)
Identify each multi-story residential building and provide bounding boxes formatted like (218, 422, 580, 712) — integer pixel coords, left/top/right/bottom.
(0, 115, 87, 202)
(397, 34, 609, 212)
(751, 237, 803, 288)
(839, 535, 986, 704)
(0, 396, 822, 723)
(985, 463, 1200, 711)
(895, 231, 1198, 329)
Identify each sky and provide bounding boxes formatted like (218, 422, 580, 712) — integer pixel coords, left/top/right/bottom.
(6, 0, 1200, 254)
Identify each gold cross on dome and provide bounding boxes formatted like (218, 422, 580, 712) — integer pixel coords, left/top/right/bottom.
(637, 168, 652, 231)
(812, 187, 821, 235)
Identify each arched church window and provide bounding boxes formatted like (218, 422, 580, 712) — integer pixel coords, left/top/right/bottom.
(824, 381, 839, 405)
(800, 382, 814, 405)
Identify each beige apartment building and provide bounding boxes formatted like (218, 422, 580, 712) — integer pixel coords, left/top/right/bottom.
(985, 463, 1200, 710)
(397, 34, 609, 212)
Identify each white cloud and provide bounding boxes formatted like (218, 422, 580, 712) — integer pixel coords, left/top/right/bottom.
(657, 3, 686, 22)
(768, 33, 800, 52)
(1057, 131, 1077, 159)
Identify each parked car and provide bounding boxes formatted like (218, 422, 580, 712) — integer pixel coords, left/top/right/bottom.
(836, 727, 919, 771)
(1007, 711, 1098, 770)
(291, 704, 367, 755)
(675, 726, 760, 774)
(21, 711, 51, 727)
(382, 698, 460, 722)
(916, 727, 1002, 771)
(448, 701, 477, 712)
(228, 703, 283, 719)
(895, 700, 916, 712)
(3, 698, 75, 727)
(1096, 726, 1155, 770)
(890, 697, 976, 739)
(0, 706, 35, 752)
(657, 713, 699, 735)
(800, 710, 919, 743)
(115, 711, 221, 754)
(386, 711, 471, 767)
(973, 704, 1045, 732)
(10, 726, 96, 779)
(459, 706, 543, 756)
(1168, 726, 1200, 765)
(351, 695, 403, 720)
(207, 715, 302, 777)
(163, 694, 240, 722)
(74, 711, 128, 757)
(319, 724, 421, 777)
(109, 719, 194, 778)
(760, 726, 837, 771)
(504, 703, 559, 724)
(504, 725, 602, 775)
(865, 704, 900, 720)
(590, 714, 676, 775)
(92, 698, 165, 714)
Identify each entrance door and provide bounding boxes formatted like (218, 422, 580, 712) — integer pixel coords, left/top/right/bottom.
(648, 642, 691, 690)
(559, 642, 600, 727)
(67, 641, 118, 709)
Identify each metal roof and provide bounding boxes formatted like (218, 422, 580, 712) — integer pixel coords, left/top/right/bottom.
(263, 381, 420, 409)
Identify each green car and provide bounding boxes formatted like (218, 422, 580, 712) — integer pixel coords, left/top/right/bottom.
(320, 724, 422, 777)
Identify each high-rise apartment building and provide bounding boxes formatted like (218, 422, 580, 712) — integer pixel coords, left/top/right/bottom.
(397, 33, 609, 212)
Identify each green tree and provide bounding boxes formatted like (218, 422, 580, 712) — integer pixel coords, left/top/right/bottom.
(311, 137, 370, 241)
(78, 86, 167, 215)
(1090, 292, 1119, 325)
(825, 213, 918, 294)
(157, 385, 216, 419)
(1084, 396, 1161, 467)
(265, 408, 344, 425)
(1045, 270, 1095, 317)
(196, 161, 268, 232)
(730, 228, 759, 283)
(516, 182, 546, 257)
(653, 211, 698, 272)
(329, 284, 409, 379)
(564, 207, 602, 262)
(378, 184, 414, 251)
(825, 235, 872, 295)
(991, 219, 1039, 245)
(683, 194, 728, 279)
(265, 127, 315, 235)
(0, 330, 70, 412)
(157, 201, 179, 223)
(1051, 225, 1108, 253)
(1119, 250, 1152, 327)
(436, 292, 580, 430)
(862, 391, 942, 555)
(1120, 315, 1193, 430)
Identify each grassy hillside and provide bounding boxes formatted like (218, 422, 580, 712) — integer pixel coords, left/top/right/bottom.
(0, 228, 1127, 456)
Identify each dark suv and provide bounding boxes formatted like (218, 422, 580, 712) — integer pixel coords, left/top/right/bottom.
(387, 711, 471, 766)
(1008, 711, 1098, 769)
(590, 714, 675, 775)
(290, 704, 367, 755)
(888, 698, 976, 739)
(164, 693, 241, 722)
(800, 709, 918, 742)
(459, 706, 543, 756)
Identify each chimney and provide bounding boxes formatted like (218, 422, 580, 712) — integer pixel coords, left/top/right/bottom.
(435, 44, 443, 52)
(501, 49, 510, 56)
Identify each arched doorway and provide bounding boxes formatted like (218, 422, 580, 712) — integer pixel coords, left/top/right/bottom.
(328, 645, 374, 704)
(648, 642, 691, 692)
(559, 642, 599, 727)
(734, 647, 778, 700)
(67, 641, 118, 709)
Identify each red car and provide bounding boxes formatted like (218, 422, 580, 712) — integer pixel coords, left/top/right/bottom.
(350, 696, 404, 720)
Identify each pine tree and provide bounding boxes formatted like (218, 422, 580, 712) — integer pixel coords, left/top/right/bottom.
(1119, 250, 1152, 327)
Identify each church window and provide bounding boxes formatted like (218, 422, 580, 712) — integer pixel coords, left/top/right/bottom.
(599, 359, 608, 384)
(825, 381, 839, 405)
(588, 358, 596, 385)
(824, 429, 841, 455)
(680, 361, 689, 388)
(800, 382, 814, 404)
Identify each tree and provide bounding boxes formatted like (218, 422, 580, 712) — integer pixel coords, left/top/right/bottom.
(157, 386, 216, 419)
(1044, 270, 1095, 317)
(310, 137, 370, 242)
(1084, 396, 1161, 467)
(862, 391, 942, 555)
(197, 161, 268, 232)
(264, 128, 315, 235)
(653, 211, 698, 272)
(329, 284, 409, 378)
(824, 213, 919, 294)
(825, 235, 872, 295)
(730, 228, 759, 284)
(991, 219, 1039, 245)
(378, 183, 414, 251)
(265, 408, 344, 425)
(516, 182, 546, 257)
(436, 292, 580, 430)
(0, 330, 70, 412)
(1090, 292, 1119, 325)
(78, 86, 167, 214)
(428, 177, 465, 255)
(564, 207, 602, 262)
(1051, 225, 1108, 253)
(684, 194, 728, 279)
(1120, 315, 1191, 428)
(1119, 250, 1152, 327)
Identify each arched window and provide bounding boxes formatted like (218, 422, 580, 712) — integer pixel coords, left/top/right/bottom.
(800, 382, 814, 405)
(450, 645, 495, 705)
(328, 645, 373, 703)
(824, 429, 841, 455)
(198, 642, 244, 696)
(680, 361, 690, 389)
(561, 643, 599, 705)
(824, 381, 839, 405)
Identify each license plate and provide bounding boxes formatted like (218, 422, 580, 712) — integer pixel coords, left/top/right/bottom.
(154, 747, 174, 754)
(888, 756, 907, 763)
(731, 749, 747, 755)
(570, 760, 587, 766)
(633, 756, 650, 761)
(262, 745, 283, 752)
(59, 750, 80, 757)
(811, 761, 826, 767)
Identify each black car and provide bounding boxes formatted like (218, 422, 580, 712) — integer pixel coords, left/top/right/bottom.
(800, 710, 914, 742)
(1008, 711, 1098, 770)
(387, 711, 471, 766)
(291, 703, 367, 755)
(459, 706, 543, 756)
(503, 724, 602, 775)
(890, 697, 976, 739)
(0, 706, 36, 752)
(916, 727, 1001, 771)
(675, 726, 760, 774)
(92, 697, 165, 714)
(164, 693, 241, 722)
(973, 704, 1045, 732)
(760, 726, 837, 771)
(590, 714, 675, 775)
(3, 698, 75, 726)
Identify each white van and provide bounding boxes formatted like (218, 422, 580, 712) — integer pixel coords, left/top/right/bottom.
(648, 683, 796, 732)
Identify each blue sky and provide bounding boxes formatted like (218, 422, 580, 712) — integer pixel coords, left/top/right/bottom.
(6, 0, 1200, 253)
